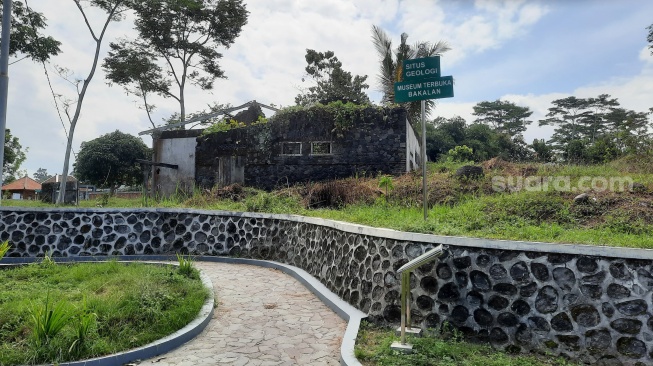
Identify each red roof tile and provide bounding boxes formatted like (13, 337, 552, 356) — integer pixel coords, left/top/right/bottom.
(1, 176, 42, 191)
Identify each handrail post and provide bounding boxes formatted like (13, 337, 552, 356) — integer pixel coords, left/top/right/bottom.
(405, 271, 411, 333)
(400, 271, 407, 344)
(391, 245, 444, 353)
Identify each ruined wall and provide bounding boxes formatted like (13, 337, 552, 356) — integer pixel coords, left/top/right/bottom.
(153, 130, 201, 196)
(196, 107, 411, 190)
(40, 182, 78, 204)
(2, 207, 652, 365)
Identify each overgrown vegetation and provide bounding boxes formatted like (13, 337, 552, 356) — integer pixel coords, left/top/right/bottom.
(355, 322, 576, 366)
(200, 101, 376, 138)
(0, 261, 208, 365)
(201, 115, 268, 135)
(270, 101, 378, 136)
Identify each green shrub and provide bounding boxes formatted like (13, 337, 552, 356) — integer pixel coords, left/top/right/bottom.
(445, 145, 474, 162)
(0, 240, 9, 260)
(378, 175, 394, 200)
(176, 253, 197, 279)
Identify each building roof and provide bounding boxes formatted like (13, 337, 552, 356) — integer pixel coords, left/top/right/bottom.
(1, 176, 42, 191)
(42, 174, 78, 184)
(138, 100, 279, 136)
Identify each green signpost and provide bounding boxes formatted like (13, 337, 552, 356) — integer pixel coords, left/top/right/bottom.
(393, 55, 454, 222)
(394, 76, 454, 103)
(401, 56, 441, 81)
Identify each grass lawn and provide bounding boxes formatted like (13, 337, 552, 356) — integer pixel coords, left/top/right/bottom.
(354, 323, 576, 366)
(0, 260, 208, 365)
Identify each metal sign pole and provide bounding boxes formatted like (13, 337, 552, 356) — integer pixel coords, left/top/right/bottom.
(0, 0, 12, 206)
(421, 100, 427, 220)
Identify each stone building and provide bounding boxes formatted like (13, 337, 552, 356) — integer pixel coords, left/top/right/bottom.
(140, 102, 421, 194)
(40, 174, 79, 204)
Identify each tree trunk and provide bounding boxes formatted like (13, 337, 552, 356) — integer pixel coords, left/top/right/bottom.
(57, 2, 120, 205)
(179, 74, 186, 129)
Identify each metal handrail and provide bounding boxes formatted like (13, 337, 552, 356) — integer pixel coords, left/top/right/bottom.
(397, 245, 443, 346)
(397, 245, 443, 273)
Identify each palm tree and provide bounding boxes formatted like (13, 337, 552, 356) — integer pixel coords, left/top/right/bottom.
(371, 25, 451, 124)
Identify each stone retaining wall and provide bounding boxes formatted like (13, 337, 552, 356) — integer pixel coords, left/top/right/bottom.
(2, 207, 653, 365)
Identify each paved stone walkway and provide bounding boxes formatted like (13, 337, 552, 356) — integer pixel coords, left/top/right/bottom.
(138, 262, 346, 366)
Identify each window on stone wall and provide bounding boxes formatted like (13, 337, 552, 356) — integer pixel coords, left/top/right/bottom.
(282, 142, 302, 155)
(311, 142, 332, 155)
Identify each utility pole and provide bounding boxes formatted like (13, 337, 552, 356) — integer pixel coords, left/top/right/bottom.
(0, 0, 13, 205)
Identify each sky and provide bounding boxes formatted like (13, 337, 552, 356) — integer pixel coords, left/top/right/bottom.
(5, 0, 653, 178)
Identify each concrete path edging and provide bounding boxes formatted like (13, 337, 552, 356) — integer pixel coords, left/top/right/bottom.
(0, 256, 215, 366)
(3, 255, 365, 366)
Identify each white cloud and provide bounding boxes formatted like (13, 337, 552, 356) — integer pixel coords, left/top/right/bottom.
(640, 46, 653, 64)
(499, 55, 653, 143)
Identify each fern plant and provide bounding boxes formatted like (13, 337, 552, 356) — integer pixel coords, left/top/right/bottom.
(30, 294, 72, 347)
(176, 253, 196, 278)
(0, 240, 9, 260)
(69, 298, 97, 355)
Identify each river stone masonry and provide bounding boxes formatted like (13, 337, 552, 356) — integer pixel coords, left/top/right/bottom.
(2, 207, 653, 365)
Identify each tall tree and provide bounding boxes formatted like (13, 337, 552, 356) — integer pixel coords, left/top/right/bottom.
(102, 42, 167, 128)
(32, 167, 51, 182)
(579, 94, 619, 143)
(0, 0, 60, 63)
(295, 49, 370, 106)
(56, 0, 130, 205)
(3, 129, 27, 183)
(472, 100, 533, 136)
(604, 107, 652, 154)
(425, 116, 466, 161)
(539, 96, 593, 146)
(103, 0, 249, 126)
(371, 25, 451, 122)
(74, 130, 150, 195)
(539, 94, 653, 162)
